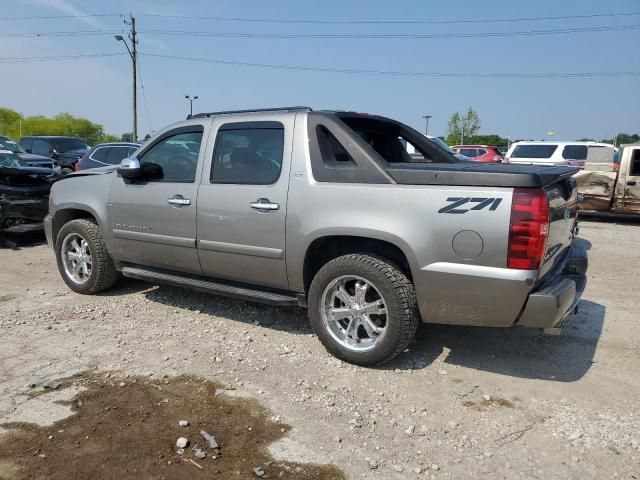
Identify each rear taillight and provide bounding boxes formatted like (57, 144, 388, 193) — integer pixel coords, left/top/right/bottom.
(507, 188, 549, 270)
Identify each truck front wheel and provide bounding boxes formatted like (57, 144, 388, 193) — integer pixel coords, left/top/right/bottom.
(55, 219, 118, 294)
(308, 254, 419, 366)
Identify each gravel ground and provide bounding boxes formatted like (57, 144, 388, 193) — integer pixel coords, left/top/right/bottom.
(0, 220, 639, 479)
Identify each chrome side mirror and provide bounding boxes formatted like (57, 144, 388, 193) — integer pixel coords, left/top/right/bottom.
(117, 156, 142, 179)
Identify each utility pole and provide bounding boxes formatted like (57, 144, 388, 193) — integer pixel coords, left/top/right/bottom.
(461, 125, 465, 145)
(115, 14, 138, 142)
(422, 115, 432, 136)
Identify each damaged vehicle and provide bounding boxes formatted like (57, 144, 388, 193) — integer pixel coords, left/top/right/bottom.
(0, 149, 58, 234)
(575, 142, 640, 216)
(46, 107, 587, 366)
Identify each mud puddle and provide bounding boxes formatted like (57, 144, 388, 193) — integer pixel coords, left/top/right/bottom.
(0, 373, 345, 480)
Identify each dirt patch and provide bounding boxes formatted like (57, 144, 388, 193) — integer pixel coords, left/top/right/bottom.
(0, 374, 345, 480)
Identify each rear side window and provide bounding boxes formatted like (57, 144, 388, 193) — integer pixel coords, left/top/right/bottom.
(316, 126, 355, 165)
(459, 148, 478, 157)
(90, 147, 108, 162)
(106, 146, 133, 164)
(562, 145, 588, 160)
(511, 145, 558, 159)
(211, 124, 284, 185)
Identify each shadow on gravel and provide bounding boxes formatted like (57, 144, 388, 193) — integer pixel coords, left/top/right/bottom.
(122, 280, 604, 382)
(0, 231, 47, 250)
(386, 300, 605, 382)
(142, 284, 313, 335)
(0, 373, 345, 480)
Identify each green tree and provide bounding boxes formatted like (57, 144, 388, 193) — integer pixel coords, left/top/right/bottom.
(0, 106, 118, 144)
(446, 107, 481, 144)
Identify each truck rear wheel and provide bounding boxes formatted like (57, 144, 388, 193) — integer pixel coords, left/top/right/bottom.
(55, 219, 118, 294)
(308, 254, 419, 366)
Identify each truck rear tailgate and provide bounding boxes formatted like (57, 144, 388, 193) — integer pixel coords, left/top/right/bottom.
(539, 176, 579, 278)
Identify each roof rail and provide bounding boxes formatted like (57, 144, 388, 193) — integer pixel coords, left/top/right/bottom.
(187, 106, 312, 119)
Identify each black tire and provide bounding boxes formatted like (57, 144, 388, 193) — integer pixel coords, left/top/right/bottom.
(55, 219, 118, 294)
(308, 254, 419, 366)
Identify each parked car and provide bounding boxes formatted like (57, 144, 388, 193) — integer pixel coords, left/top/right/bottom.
(76, 142, 141, 171)
(405, 136, 473, 162)
(0, 149, 58, 233)
(451, 145, 504, 163)
(575, 142, 640, 215)
(45, 106, 586, 366)
(19, 136, 89, 174)
(505, 141, 617, 167)
(0, 135, 60, 172)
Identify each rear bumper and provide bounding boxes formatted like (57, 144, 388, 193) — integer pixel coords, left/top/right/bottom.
(517, 244, 588, 329)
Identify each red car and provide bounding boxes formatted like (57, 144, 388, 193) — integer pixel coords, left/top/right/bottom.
(452, 145, 504, 163)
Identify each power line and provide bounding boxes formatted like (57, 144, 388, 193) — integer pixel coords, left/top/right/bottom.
(135, 24, 640, 39)
(0, 30, 119, 38)
(0, 53, 125, 63)
(139, 52, 640, 78)
(0, 13, 121, 21)
(6, 23, 635, 40)
(136, 11, 640, 24)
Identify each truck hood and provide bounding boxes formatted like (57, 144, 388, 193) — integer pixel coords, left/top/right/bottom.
(386, 162, 577, 188)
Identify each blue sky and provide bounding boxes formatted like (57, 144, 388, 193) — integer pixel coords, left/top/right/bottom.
(1, 0, 639, 140)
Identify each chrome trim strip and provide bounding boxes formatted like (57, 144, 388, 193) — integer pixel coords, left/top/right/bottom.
(113, 229, 195, 248)
(198, 239, 284, 259)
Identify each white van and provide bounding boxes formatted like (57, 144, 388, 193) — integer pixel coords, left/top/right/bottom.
(505, 141, 617, 167)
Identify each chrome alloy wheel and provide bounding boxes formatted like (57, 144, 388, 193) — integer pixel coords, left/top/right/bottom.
(61, 233, 92, 285)
(321, 275, 388, 352)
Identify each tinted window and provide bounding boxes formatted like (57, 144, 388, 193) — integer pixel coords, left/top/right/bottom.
(211, 126, 284, 185)
(32, 139, 50, 156)
(562, 145, 588, 160)
(511, 145, 558, 159)
(477, 149, 488, 156)
(140, 131, 203, 182)
(631, 150, 640, 176)
(317, 126, 355, 165)
(460, 148, 478, 157)
(50, 138, 88, 152)
(20, 138, 32, 151)
(90, 147, 108, 163)
(106, 146, 133, 165)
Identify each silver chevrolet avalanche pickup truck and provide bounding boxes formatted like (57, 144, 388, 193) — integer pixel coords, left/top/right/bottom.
(45, 107, 587, 366)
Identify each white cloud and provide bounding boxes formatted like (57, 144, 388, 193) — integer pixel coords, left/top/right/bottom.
(27, 0, 102, 27)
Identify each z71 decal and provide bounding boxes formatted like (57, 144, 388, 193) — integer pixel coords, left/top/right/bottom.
(438, 197, 503, 214)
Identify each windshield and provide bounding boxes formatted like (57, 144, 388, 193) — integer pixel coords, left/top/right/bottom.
(0, 138, 25, 154)
(50, 138, 88, 152)
(0, 150, 27, 168)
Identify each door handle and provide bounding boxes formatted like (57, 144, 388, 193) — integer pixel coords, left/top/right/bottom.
(167, 195, 191, 207)
(628, 181, 637, 186)
(249, 198, 279, 212)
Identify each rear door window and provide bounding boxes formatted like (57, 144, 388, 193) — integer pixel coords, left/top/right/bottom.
(562, 145, 588, 160)
(211, 123, 284, 185)
(511, 145, 558, 158)
(459, 148, 478, 157)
